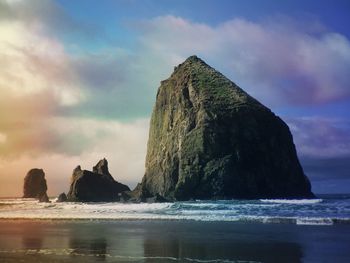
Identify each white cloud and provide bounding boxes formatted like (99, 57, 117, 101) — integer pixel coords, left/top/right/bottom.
(0, 20, 85, 106)
(140, 16, 350, 106)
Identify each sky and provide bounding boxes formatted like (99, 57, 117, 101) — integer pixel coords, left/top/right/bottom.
(0, 0, 349, 197)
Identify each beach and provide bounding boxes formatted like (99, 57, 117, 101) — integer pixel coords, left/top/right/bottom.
(0, 219, 349, 263)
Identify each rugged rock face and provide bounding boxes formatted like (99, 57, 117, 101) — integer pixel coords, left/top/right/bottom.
(23, 168, 50, 202)
(67, 159, 130, 202)
(140, 55, 314, 200)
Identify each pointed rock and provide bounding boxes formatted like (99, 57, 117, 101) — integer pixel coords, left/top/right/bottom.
(139, 55, 314, 200)
(92, 158, 114, 181)
(93, 158, 109, 175)
(74, 165, 82, 172)
(67, 159, 130, 202)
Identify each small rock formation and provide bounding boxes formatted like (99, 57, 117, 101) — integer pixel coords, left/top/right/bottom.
(23, 168, 50, 202)
(57, 192, 68, 202)
(67, 159, 130, 202)
(39, 193, 50, 203)
(138, 55, 314, 201)
(119, 183, 143, 202)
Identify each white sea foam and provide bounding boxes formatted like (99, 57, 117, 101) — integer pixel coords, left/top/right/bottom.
(0, 197, 349, 225)
(259, 199, 323, 204)
(296, 217, 333, 226)
(0, 249, 242, 263)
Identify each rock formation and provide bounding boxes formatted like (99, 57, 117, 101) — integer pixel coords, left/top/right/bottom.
(38, 193, 49, 203)
(23, 168, 50, 202)
(57, 192, 68, 202)
(139, 55, 314, 201)
(67, 159, 130, 202)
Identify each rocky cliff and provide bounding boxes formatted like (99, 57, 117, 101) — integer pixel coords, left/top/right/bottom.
(67, 158, 130, 202)
(23, 168, 49, 202)
(139, 55, 314, 200)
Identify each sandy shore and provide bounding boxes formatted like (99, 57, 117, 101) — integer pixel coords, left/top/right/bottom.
(0, 220, 349, 262)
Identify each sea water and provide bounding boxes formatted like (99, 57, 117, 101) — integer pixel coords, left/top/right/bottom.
(0, 194, 349, 225)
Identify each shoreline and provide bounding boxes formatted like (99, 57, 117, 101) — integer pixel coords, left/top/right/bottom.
(0, 216, 349, 225)
(1, 219, 350, 262)
(1, 196, 350, 226)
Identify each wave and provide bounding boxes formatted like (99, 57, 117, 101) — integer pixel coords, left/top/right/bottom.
(296, 217, 333, 225)
(1, 198, 349, 226)
(259, 199, 323, 204)
(0, 212, 349, 225)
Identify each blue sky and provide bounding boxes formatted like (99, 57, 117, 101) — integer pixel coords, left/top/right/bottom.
(0, 0, 349, 196)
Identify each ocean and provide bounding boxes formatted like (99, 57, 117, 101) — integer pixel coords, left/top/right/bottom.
(0, 195, 349, 262)
(0, 194, 349, 224)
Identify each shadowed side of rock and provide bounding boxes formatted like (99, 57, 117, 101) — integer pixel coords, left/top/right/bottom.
(67, 159, 130, 202)
(23, 168, 50, 202)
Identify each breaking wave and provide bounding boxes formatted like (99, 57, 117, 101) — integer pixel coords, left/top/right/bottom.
(1, 195, 349, 225)
(260, 199, 323, 204)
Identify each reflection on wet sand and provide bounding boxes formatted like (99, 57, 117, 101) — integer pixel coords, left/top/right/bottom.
(69, 238, 107, 261)
(143, 235, 303, 263)
(143, 237, 180, 261)
(22, 237, 43, 251)
(0, 220, 349, 262)
(22, 225, 43, 251)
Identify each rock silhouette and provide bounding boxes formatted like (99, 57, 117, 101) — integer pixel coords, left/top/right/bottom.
(57, 192, 68, 202)
(23, 168, 49, 202)
(67, 159, 130, 202)
(139, 55, 314, 201)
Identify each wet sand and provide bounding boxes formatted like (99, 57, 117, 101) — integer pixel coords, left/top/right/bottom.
(0, 220, 349, 262)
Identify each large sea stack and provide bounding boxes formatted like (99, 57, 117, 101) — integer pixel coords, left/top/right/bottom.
(67, 158, 130, 202)
(23, 168, 49, 202)
(139, 55, 314, 201)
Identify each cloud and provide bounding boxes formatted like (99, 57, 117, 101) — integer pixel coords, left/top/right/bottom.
(0, 112, 149, 157)
(0, 0, 101, 40)
(285, 116, 350, 192)
(5, 9, 349, 121)
(287, 117, 350, 158)
(0, 118, 149, 196)
(0, 2, 164, 121)
(0, 20, 84, 105)
(65, 51, 163, 120)
(0, 3, 151, 161)
(139, 15, 350, 106)
(0, 14, 89, 160)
